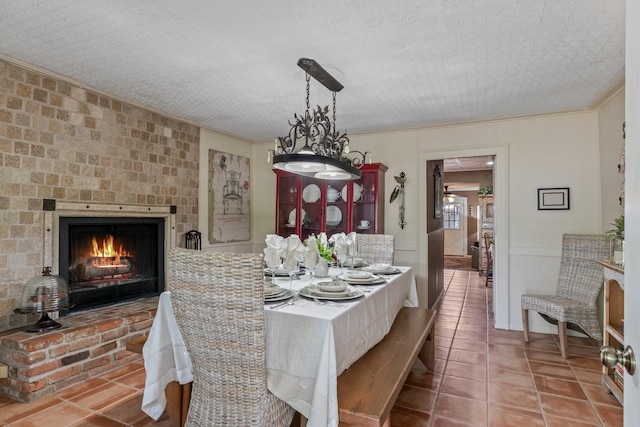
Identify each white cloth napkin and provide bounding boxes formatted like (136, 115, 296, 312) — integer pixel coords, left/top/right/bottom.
(141, 291, 193, 420)
(329, 232, 347, 258)
(265, 234, 286, 249)
(305, 235, 319, 268)
(283, 234, 305, 272)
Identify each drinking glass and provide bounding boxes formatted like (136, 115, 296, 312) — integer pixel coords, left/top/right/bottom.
(346, 241, 359, 270)
(265, 251, 282, 284)
(305, 249, 318, 280)
(282, 253, 299, 290)
(334, 245, 348, 275)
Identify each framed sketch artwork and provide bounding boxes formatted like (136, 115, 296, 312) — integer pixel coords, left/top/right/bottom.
(537, 187, 570, 210)
(208, 150, 251, 243)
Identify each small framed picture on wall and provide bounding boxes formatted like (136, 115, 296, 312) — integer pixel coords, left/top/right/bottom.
(537, 187, 570, 210)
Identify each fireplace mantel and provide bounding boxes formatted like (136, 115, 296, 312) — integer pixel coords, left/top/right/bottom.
(42, 200, 177, 276)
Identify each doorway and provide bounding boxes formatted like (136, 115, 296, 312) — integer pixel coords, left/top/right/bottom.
(419, 147, 508, 329)
(443, 156, 494, 274)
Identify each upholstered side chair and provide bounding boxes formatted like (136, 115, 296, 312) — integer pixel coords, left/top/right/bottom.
(357, 233, 395, 265)
(521, 234, 609, 358)
(167, 248, 295, 426)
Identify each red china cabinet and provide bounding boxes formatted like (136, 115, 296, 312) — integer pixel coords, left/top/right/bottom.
(274, 163, 387, 240)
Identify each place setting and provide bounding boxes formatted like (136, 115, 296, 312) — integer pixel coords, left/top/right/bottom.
(336, 269, 387, 285)
(362, 263, 402, 275)
(263, 281, 295, 301)
(299, 279, 364, 301)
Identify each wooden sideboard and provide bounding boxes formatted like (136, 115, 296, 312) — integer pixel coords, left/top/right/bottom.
(597, 259, 624, 405)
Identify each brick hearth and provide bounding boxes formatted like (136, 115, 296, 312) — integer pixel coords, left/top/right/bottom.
(0, 297, 158, 402)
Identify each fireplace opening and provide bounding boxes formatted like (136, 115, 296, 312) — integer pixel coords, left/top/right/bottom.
(59, 217, 165, 314)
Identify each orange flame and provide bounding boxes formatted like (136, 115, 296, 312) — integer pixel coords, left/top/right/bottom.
(91, 235, 130, 265)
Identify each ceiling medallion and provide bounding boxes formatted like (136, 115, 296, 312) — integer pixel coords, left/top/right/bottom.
(271, 58, 370, 180)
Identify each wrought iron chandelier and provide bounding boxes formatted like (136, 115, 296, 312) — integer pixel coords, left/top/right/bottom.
(271, 58, 369, 180)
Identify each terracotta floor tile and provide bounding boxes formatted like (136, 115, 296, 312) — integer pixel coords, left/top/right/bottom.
(488, 406, 545, 427)
(451, 337, 487, 353)
(537, 393, 600, 424)
(433, 393, 488, 426)
(592, 402, 624, 427)
(526, 348, 569, 365)
(388, 409, 431, 426)
(487, 366, 535, 390)
(9, 400, 92, 427)
(431, 415, 478, 426)
(0, 396, 62, 423)
(488, 343, 526, 358)
(568, 356, 605, 372)
(543, 414, 601, 427)
(580, 383, 622, 407)
(447, 348, 487, 365)
(488, 383, 540, 412)
(444, 360, 487, 382)
(404, 369, 442, 390)
(532, 375, 587, 399)
(394, 384, 437, 414)
(487, 353, 529, 372)
(69, 414, 129, 427)
(528, 360, 576, 380)
(573, 367, 605, 385)
(440, 375, 487, 401)
(67, 382, 138, 411)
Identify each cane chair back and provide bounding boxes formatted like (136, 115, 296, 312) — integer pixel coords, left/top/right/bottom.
(521, 234, 608, 358)
(356, 234, 395, 265)
(167, 248, 295, 426)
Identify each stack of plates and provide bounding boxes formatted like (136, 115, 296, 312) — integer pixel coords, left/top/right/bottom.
(337, 271, 387, 285)
(264, 284, 294, 302)
(362, 263, 402, 275)
(342, 258, 367, 268)
(264, 267, 302, 277)
(300, 282, 364, 300)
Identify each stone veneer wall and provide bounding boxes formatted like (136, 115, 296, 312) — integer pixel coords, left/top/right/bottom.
(0, 58, 200, 332)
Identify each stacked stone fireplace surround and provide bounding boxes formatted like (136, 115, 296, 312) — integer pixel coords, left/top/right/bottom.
(0, 58, 200, 401)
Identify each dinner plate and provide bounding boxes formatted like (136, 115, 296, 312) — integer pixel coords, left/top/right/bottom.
(325, 205, 342, 227)
(342, 258, 367, 267)
(264, 288, 294, 302)
(337, 273, 387, 285)
(344, 270, 373, 280)
(264, 284, 288, 297)
(264, 268, 302, 277)
(300, 285, 364, 300)
(341, 183, 363, 202)
(316, 280, 348, 292)
(302, 184, 321, 203)
(288, 208, 307, 226)
(362, 267, 402, 274)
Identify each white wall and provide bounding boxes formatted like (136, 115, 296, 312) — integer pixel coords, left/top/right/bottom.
(206, 100, 625, 336)
(598, 86, 626, 229)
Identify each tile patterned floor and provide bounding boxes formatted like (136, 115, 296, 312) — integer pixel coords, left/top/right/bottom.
(0, 269, 623, 426)
(390, 269, 623, 427)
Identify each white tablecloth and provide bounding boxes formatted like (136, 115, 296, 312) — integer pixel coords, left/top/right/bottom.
(142, 266, 417, 427)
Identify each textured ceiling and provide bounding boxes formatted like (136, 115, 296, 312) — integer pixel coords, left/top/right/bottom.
(0, 1, 625, 143)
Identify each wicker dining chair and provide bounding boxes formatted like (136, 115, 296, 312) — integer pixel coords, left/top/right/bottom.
(167, 248, 295, 427)
(521, 234, 609, 358)
(357, 234, 395, 265)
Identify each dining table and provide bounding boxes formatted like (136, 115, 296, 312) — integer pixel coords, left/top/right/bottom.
(141, 264, 418, 427)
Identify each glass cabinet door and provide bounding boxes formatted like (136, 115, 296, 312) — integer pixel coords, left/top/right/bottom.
(274, 163, 387, 240)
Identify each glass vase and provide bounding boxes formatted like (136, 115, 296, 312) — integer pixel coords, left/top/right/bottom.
(314, 258, 329, 278)
(610, 236, 624, 267)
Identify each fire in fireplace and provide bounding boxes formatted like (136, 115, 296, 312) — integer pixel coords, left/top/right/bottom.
(59, 217, 165, 313)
